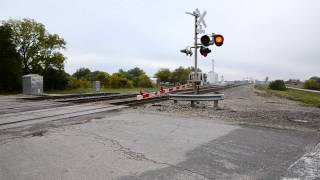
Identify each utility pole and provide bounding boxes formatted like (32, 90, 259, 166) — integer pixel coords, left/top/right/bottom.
(186, 9, 203, 94)
(194, 13, 199, 94)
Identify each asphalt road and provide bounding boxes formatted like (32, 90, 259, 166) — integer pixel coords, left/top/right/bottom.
(0, 110, 319, 180)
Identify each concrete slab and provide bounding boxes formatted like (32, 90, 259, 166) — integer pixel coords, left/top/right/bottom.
(0, 111, 318, 180)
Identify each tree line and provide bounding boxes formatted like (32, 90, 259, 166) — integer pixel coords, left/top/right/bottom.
(303, 77, 320, 90)
(68, 66, 193, 89)
(0, 18, 192, 92)
(154, 67, 200, 85)
(0, 18, 67, 92)
(69, 67, 153, 89)
(269, 77, 320, 91)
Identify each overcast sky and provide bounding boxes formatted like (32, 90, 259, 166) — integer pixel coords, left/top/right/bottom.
(1, 0, 319, 80)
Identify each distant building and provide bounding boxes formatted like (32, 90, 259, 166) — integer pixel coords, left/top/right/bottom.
(208, 59, 219, 84)
(208, 71, 218, 84)
(220, 75, 224, 83)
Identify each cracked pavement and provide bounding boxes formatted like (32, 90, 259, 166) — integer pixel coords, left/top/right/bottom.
(0, 110, 319, 179)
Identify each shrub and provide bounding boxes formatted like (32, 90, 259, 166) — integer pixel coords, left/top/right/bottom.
(95, 72, 110, 88)
(127, 80, 134, 88)
(137, 74, 153, 88)
(67, 77, 91, 89)
(268, 80, 287, 91)
(109, 74, 121, 88)
(310, 76, 320, 84)
(304, 80, 320, 90)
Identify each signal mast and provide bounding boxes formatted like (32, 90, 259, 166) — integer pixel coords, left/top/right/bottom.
(180, 8, 224, 94)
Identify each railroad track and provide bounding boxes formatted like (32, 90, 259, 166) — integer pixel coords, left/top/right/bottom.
(22, 92, 120, 101)
(111, 83, 245, 106)
(0, 83, 245, 129)
(56, 94, 138, 103)
(21, 83, 244, 106)
(48, 83, 244, 106)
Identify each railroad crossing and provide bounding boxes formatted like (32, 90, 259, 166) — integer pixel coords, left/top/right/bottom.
(1, 8, 319, 180)
(0, 83, 242, 129)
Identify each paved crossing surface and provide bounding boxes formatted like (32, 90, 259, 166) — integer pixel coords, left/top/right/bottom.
(0, 110, 319, 180)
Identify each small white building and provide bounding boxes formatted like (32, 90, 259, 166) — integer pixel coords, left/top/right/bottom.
(23, 74, 43, 95)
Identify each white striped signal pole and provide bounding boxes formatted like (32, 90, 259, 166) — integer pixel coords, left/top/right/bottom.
(186, 9, 207, 94)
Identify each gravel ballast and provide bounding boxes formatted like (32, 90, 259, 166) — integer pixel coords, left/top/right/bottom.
(140, 85, 320, 131)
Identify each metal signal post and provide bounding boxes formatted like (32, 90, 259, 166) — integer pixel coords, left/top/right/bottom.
(181, 9, 224, 94)
(194, 12, 199, 85)
(186, 9, 205, 94)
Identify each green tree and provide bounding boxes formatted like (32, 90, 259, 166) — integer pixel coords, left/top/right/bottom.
(189, 67, 202, 72)
(73, 68, 92, 80)
(109, 72, 134, 88)
(109, 73, 121, 88)
(171, 66, 191, 84)
(43, 68, 69, 90)
(91, 71, 101, 81)
(269, 80, 287, 91)
(137, 74, 153, 88)
(0, 24, 22, 92)
(155, 68, 172, 83)
(117, 69, 128, 78)
(304, 80, 320, 90)
(310, 76, 320, 84)
(96, 71, 110, 88)
(67, 77, 91, 89)
(3, 18, 66, 74)
(127, 67, 145, 86)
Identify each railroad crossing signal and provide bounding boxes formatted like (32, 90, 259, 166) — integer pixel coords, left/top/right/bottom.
(213, 34, 224, 47)
(181, 9, 224, 60)
(196, 9, 207, 34)
(199, 46, 211, 57)
(200, 35, 212, 47)
(200, 34, 224, 47)
(198, 34, 224, 57)
(196, 9, 207, 28)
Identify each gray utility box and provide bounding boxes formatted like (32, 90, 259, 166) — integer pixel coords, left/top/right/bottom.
(93, 81, 100, 92)
(23, 74, 43, 95)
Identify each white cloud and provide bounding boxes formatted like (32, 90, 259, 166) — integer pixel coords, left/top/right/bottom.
(1, 0, 320, 81)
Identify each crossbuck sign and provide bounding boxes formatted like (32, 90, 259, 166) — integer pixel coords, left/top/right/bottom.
(195, 9, 207, 34)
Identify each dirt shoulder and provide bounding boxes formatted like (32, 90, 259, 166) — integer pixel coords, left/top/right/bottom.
(140, 85, 320, 132)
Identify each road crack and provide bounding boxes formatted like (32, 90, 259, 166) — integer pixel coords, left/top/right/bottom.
(169, 124, 180, 134)
(78, 130, 211, 179)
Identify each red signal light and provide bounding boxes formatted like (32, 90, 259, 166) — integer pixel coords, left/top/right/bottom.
(214, 34, 224, 47)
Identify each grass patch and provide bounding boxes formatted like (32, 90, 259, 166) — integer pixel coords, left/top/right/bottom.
(255, 84, 320, 108)
(45, 87, 160, 94)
